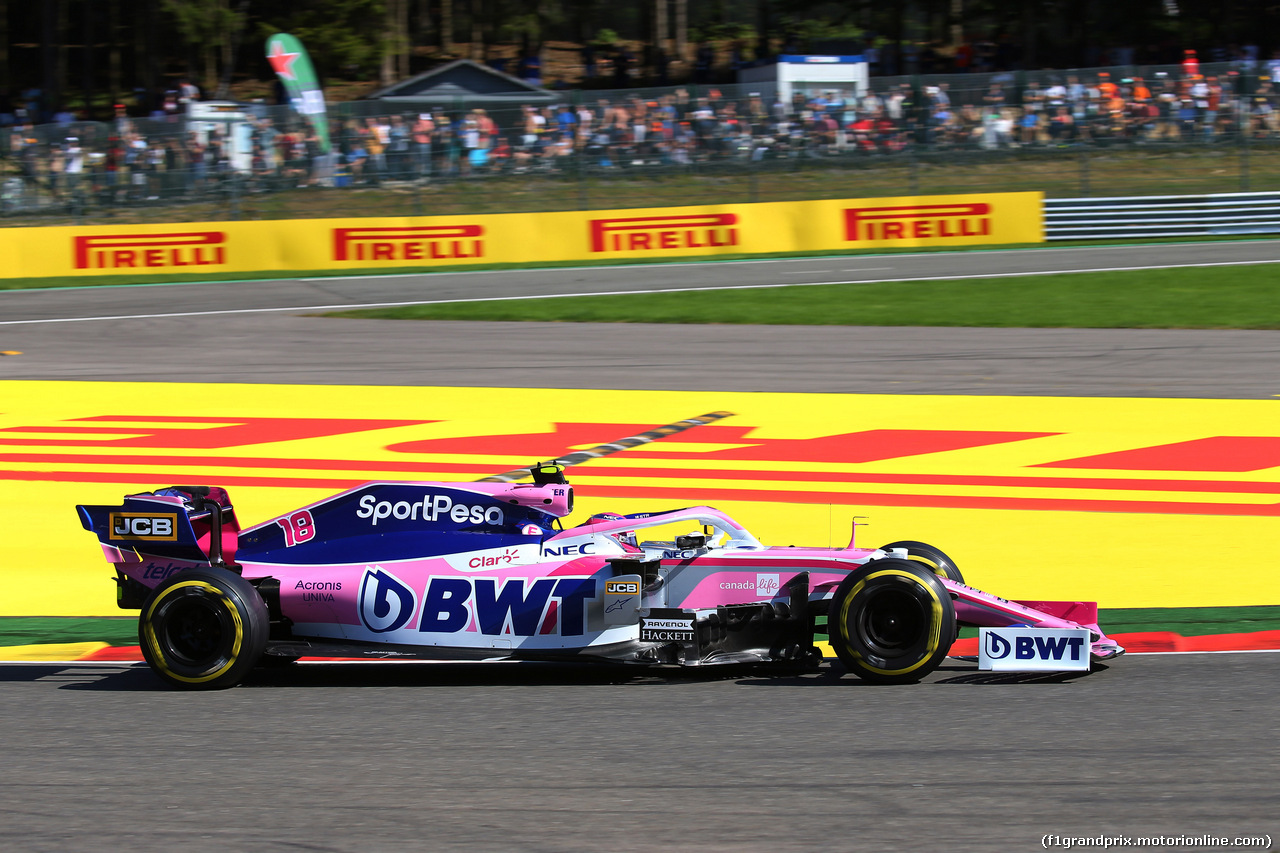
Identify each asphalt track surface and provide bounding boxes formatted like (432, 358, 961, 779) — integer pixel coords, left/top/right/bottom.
(3, 239, 1280, 397)
(3, 241, 1280, 851)
(3, 655, 1277, 852)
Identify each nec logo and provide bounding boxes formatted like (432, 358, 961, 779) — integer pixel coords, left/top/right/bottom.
(979, 627, 1090, 672)
(332, 226, 484, 262)
(589, 213, 738, 253)
(542, 542, 597, 558)
(844, 203, 991, 242)
(109, 513, 178, 541)
(73, 232, 227, 269)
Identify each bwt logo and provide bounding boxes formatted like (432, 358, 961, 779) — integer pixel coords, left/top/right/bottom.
(985, 630, 1086, 662)
(589, 213, 738, 253)
(109, 513, 178, 541)
(844, 203, 991, 242)
(332, 226, 484, 262)
(74, 232, 227, 270)
(359, 567, 418, 633)
(419, 576, 597, 637)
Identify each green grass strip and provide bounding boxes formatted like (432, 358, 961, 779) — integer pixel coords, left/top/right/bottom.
(4, 606, 1278, 648)
(0, 617, 137, 647)
(326, 263, 1280, 330)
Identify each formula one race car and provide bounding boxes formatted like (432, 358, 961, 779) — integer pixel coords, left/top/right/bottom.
(76, 463, 1124, 689)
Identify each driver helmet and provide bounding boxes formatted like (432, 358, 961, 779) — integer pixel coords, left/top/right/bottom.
(587, 512, 638, 549)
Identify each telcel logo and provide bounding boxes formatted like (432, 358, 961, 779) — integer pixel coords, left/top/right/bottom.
(589, 213, 738, 253)
(110, 513, 178, 541)
(979, 627, 1091, 672)
(332, 225, 484, 262)
(74, 232, 227, 269)
(356, 493, 504, 527)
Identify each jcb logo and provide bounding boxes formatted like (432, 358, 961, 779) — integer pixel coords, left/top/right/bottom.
(605, 579, 641, 595)
(110, 513, 178, 541)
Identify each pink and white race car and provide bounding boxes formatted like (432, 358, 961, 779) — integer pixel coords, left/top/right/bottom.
(76, 463, 1123, 689)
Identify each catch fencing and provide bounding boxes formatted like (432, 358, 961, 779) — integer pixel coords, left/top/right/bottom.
(1044, 191, 1280, 239)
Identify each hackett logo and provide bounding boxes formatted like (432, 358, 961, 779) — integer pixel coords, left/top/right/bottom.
(333, 225, 484, 262)
(589, 213, 738, 252)
(844, 203, 991, 241)
(73, 232, 227, 270)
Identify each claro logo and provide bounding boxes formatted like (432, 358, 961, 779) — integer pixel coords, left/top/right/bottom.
(844, 203, 991, 241)
(589, 213, 738, 252)
(332, 225, 484, 262)
(74, 232, 227, 269)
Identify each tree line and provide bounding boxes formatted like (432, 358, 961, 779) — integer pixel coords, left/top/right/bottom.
(3, 0, 1278, 121)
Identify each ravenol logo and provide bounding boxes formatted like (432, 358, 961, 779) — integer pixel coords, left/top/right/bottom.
(589, 213, 738, 253)
(844, 203, 991, 242)
(74, 232, 227, 270)
(979, 627, 1091, 672)
(332, 225, 484, 262)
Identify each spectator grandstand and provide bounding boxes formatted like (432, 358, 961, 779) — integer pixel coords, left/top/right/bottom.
(3, 59, 1278, 224)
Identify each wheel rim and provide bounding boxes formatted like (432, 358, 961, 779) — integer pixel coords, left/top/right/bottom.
(158, 593, 230, 667)
(855, 586, 928, 656)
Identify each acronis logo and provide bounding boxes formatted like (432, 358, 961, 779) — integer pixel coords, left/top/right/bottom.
(358, 567, 417, 633)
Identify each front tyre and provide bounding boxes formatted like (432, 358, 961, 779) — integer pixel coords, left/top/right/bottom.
(138, 567, 269, 690)
(880, 540, 964, 584)
(828, 559, 956, 684)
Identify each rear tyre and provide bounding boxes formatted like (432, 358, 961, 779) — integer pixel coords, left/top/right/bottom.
(138, 567, 268, 690)
(828, 559, 956, 684)
(880, 540, 964, 585)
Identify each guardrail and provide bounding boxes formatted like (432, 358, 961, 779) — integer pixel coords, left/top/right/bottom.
(1044, 192, 1280, 240)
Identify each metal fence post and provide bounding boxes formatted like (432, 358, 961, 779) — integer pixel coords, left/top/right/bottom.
(230, 172, 242, 220)
(1241, 121, 1250, 193)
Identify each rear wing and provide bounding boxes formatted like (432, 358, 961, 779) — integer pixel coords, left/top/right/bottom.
(77, 486, 241, 567)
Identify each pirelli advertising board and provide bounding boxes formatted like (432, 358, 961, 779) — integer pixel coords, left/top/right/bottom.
(1, 191, 1042, 279)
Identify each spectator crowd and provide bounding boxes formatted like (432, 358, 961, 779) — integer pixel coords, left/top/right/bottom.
(5, 58, 1280, 213)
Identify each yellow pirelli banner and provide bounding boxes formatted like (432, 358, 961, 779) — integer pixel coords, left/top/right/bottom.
(0, 191, 1043, 279)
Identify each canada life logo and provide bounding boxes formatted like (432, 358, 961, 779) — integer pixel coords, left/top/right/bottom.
(589, 213, 738, 253)
(844, 203, 991, 242)
(332, 225, 484, 262)
(755, 573, 781, 597)
(73, 232, 227, 270)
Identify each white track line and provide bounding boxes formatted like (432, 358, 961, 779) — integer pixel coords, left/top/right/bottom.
(3, 257, 1279, 327)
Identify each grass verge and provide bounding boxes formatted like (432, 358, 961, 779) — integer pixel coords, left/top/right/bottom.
(325, 262, 1280, 329)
